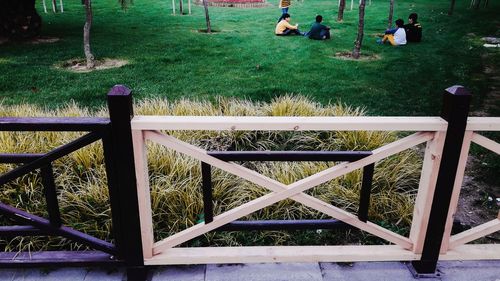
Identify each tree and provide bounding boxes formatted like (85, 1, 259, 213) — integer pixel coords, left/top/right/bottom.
(83, 0, 95, 69)
(0, 0, 42, 40)
(448, 0, 456, 15)
(337, 0, 346, 22)
(387, 0, 394, 29)
(352, 0, 366, 59)
(82, 0, 128, 69)
(202, 0, 211, 33)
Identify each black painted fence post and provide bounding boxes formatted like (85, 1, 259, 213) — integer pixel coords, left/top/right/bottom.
(411, 86, 472, 275)
(105, 85, 147, 281)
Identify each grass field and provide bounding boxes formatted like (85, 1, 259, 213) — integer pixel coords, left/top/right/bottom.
(0, 0, 499, 115)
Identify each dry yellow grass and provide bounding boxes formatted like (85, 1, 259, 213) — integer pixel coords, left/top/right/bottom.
(0, 96, 422, 250)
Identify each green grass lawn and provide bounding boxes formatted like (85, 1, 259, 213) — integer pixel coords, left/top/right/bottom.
(0, 0, 498, 115)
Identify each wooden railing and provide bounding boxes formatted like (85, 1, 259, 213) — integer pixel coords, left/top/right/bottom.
(129, 85, 500, 276)
(1, 85, 498, 280)
(0, 86, 147, 280)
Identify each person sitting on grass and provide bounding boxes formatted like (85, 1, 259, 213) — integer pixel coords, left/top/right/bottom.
(275, 13, 305, 36)
(378, 19, 406, 46)
(404, 13, 422, 42)
(305, 15, 331, 40)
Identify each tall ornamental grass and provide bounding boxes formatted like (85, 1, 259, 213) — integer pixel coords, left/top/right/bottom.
(0, 96, 422, 250)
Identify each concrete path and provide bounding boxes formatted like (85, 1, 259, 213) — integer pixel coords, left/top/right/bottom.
(1, 261, 500, 281)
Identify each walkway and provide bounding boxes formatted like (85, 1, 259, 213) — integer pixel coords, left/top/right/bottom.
(1, 260, 500, 281)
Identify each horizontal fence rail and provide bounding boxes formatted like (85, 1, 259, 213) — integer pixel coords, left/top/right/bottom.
(131, 116, 448, 131)
(0, 117, 110, 132)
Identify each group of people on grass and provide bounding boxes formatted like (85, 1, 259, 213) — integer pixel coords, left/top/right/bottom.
(378, 13, 422, 45)
(275, 0, 330, 40)
(275, 13, 330, 40)
(274, 0, 422, 45)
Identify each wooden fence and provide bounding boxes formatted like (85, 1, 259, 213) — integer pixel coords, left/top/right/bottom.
(1, 85, 499, 280)
(128, 85, 500, 276)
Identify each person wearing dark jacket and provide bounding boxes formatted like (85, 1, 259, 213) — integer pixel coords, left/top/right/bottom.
(404, 13, 422, 42)
(306, 15, 330, 40)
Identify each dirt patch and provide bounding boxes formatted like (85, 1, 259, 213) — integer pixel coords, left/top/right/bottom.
(454, 159, 499, 224)
(29, 36, 60, 44)
(56, 58, 129, 73)
(0, 36, 60, 45)
(196, 29, 222, 34)
(452, 44, 500, 241)
(332, 52, 381, 61)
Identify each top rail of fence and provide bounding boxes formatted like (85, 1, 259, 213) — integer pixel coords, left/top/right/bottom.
(0, 117, 110, 132)
(466, 117, 500, 131)
(131, 116, 449, 131)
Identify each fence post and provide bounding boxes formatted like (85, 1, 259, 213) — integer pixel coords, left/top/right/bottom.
(410, 86, 471, 275)
(106, 85, 147, 281)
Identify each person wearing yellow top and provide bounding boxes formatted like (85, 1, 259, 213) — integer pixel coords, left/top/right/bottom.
(278, 0, 291, 22)
(275, 13, 304, 36)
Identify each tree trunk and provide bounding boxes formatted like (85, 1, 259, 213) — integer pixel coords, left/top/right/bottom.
(337, 0, 346, 22)
(51, 0, 57, 13)
(474, 0, 481, 9)
(179, 0, 183, 15)
(202, 0, 211, 33)
(352, 0, 366, 59)
(83, 0, 95, 69)
(387, 0, 394, 29)
(0, 0, 42, 40)
(448, 0, 456, 15)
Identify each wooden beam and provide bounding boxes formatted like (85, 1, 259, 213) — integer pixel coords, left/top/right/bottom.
(145, 244, 500, 265)
(440, 244, 500, 260)
(466, 117, 500, 131)
(147, 131, 430, 253)
(449, 219, 500, 249)
(146, 245, 418, 265)
(132, 130, 154, 259)
(409, 131, 446, 254)
(440, 131, 473, 253)
(131, 116, 447, 132)
(471, 133, 500, 155)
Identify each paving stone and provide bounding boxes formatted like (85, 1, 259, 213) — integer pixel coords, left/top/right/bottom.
(152, 265, 205, 281)
(205, 263, 323, 281)
(320, 262, 416, 281)
(15, 268, 88, 281)
(439, 261, 500, 281)
(84, 267, 125, 281)
(0, 268, 20, 280)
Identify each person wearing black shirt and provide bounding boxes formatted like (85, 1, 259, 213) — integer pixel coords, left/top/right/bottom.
(306, 15, 330, 40)
(404, 13, 422, 42)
